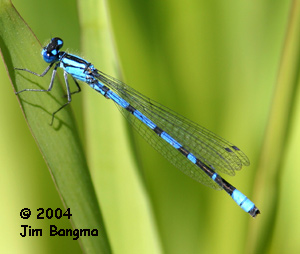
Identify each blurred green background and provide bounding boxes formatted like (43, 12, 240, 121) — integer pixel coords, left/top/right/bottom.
(0, 0, 299, 253)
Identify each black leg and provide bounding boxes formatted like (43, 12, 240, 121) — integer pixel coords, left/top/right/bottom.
(50, 71, 72, 125)
(15, 64, 58, 95)
(15, 63, 54, 77)
(70, 77, 81, 96)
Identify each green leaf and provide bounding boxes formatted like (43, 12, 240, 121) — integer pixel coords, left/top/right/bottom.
(0, 1, 111, 253)
(252, 1, 300, 253)
(77, 1, 163, 253)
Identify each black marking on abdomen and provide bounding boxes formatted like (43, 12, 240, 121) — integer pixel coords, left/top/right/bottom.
(153, 126, 163, 136)
(126, 104, 136, 114)
(218, 177, 235, 195)
(178, 146, 189, 157)
(195, 159, 215, 179)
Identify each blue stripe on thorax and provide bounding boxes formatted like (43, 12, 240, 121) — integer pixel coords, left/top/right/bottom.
(60, 54, 96, 83)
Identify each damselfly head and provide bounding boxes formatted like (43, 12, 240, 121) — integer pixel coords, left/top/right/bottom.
(42, 37, 64, 63)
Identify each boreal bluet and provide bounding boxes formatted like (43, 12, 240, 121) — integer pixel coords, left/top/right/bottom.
(15, 38, 260, 217)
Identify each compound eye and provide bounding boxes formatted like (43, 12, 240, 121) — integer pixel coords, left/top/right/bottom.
(51, 37, 63, 50)
(42, 48, 58, 63)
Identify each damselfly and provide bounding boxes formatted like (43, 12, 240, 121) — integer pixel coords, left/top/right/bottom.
(15, 38, 260, 217)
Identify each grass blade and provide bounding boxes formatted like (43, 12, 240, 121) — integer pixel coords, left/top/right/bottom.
(0, 1, 111, 253)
